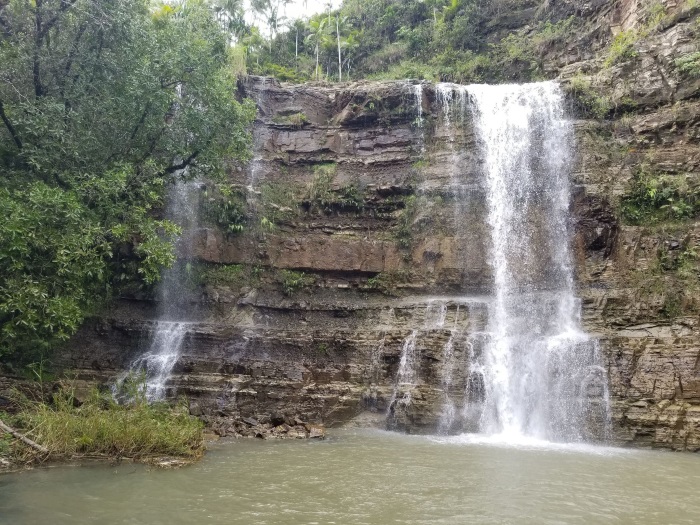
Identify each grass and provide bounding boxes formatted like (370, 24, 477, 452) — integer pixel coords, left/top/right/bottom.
(272, 112, 309, 128)
(2, 383, 204, 464)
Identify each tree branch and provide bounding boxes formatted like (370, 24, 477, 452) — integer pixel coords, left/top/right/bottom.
(38, 0, 79, 41)
(33, 0, 80, 97)
(164, 150, 199, 175)
(0, 419, 49, 454)
(0, 100, 22, 149)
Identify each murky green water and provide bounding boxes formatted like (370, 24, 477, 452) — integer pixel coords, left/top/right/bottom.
(2, 430, 700, 525)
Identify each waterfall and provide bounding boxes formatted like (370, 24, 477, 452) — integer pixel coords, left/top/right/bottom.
(434, 82, 609, 442)
(413, 83, 423, 127)
(388, 302, 447, 414)
(117, 177, 199, 402)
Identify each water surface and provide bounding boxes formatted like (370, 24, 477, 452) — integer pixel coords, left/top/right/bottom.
(2, 430, 699, 524)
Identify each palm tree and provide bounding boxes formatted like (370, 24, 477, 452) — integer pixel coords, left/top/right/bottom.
(210, 0, 245, 43)
(251, 0, 291, 51)
(305, 17, 328, 81)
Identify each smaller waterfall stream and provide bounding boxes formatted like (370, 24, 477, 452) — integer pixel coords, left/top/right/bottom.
(389, 302, 448, 412)
(127, 322, 187, 400)
(117, 177, 200, 401)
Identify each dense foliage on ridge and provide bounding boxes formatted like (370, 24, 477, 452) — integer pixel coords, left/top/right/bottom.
(0, 0, 255, 359)
(233, 0, 579, 83)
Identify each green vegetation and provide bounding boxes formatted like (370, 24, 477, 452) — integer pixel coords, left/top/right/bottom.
(234, 0, 582, 84)
(565, 75, 612, 119)
(259, 180, 301, 224)
(604, 30, 640, 67)
(395, 195, 418, 250)
(604, 1, 668, 67)
(365, 271, 408, 295)
(277, 270, 316, 296)
(197, 263, 246, 287)
(202, 184, 248, 234)
(620, 168, 699, 225)
(304, 163, 363, 214)
(195, 262, 265, 291)
(3, 383, 203, 463)
(675, 52, 700, 77)
(627, 235, 699, 320)
(272, 112, 309, 128)
(0, 0, 255, 358)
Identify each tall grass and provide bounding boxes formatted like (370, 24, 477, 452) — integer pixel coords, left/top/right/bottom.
(6, 384, 204, 462)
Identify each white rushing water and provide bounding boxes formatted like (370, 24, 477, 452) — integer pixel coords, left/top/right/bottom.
(389, 302, 448, 411)
(117, 177, 199, 402)
(431, 82, 610, 442)
(125, 321, 187, 400)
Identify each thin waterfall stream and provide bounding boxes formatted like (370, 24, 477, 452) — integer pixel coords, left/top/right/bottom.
(115, 177, 200, 401)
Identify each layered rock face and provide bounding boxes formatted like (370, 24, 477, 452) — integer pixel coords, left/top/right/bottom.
(60, 1, 700, 448)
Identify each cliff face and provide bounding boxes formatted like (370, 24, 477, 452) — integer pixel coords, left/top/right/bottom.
(55, 1, 700, 448)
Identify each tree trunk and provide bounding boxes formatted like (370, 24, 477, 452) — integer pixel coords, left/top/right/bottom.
(315, 43, 319, 81)
(0, 419, 49, 454)
(336, 17, 342, 82)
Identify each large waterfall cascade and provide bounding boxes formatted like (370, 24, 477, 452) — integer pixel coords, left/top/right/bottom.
(392, 82, 610, 443)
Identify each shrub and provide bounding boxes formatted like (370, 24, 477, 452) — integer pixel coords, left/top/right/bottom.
(565, 74, 612, 119)
(605, 30, 640, 67)
(621, 168, 699, 225)
(675, 52, 700, 77)
(278, 270, 315, 296)
(202, 184, 247, 234)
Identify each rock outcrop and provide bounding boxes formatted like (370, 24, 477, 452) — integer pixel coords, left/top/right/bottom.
(47, 1, 700, 449)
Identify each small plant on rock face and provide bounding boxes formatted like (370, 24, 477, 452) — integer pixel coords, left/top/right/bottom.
(675, 52, 700, 77)
(605, 30, 639, 67)
(620, 167, 699, 225)
(395, 194, 417, 250)
(202, 184, 246, 234)
(566, 74, 612, 119)
(272, 112, 309, 128)
(304, 163, 363, 214)
(278, 270, 315, 296)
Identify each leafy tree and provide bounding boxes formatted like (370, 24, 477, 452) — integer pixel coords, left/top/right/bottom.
(0, 0, 255, 357)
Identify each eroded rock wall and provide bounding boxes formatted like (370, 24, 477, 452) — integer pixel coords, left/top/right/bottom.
(53, 0, 700, 449)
